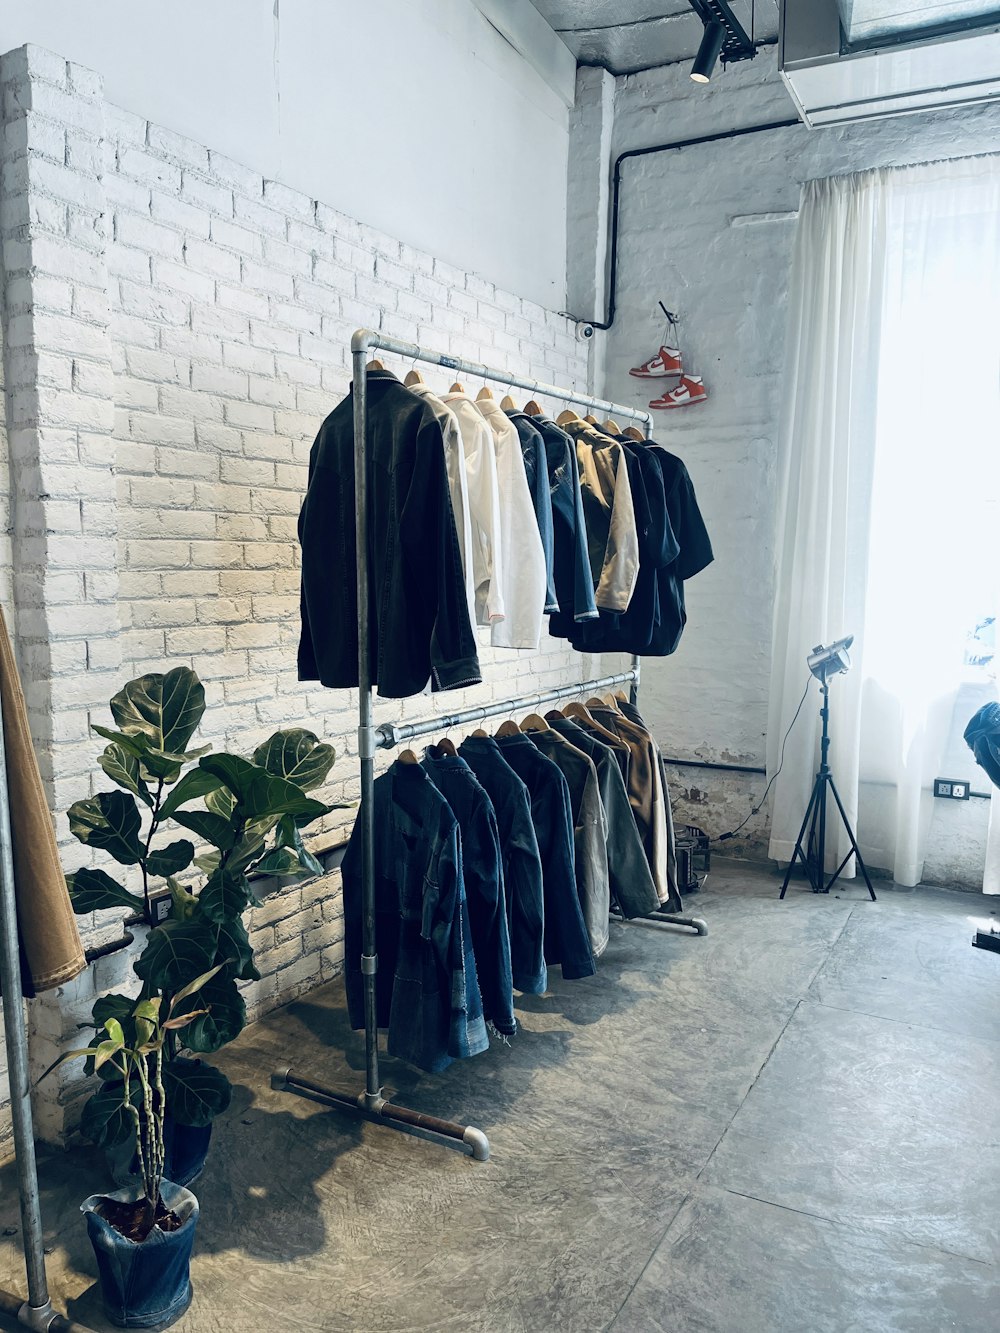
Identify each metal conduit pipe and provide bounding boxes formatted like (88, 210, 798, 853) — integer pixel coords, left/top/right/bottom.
(572, 117, 803, 332)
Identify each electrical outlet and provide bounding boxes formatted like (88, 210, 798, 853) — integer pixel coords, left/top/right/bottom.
(934, 778, 970, 801)
(148, 890, 173, 924)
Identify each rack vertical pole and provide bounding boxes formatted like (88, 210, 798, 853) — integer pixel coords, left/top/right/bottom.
(351, 344, 381, 1109)
(0, 688, 96, 1330)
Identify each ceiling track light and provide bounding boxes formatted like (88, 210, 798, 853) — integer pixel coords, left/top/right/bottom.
(688, 0, 757, 83)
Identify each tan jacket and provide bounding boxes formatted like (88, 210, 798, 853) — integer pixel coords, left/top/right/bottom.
(567, 423, 639, 613)
(0, 608, 85, 995)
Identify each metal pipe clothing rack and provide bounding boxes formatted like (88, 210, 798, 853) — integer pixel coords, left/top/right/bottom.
(273, 329, 708, 1161)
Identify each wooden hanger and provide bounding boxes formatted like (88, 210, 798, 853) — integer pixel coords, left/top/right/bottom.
(476, 386, 494, 402)
(585, 696, 613, 711)
(449, 381, 465, 394)
(523, 399, 543, 416)
(623, 426, 645, 442)
(367, 358, 385, 371)
(556, 409, 582, 427)
(435, 737, 458, 756)
(471, 727, 490, 738)
(584, 414, 599, 426)
(601, 693, 622, 709)
(603, 419, 622, 435)
(398, 749, 419, 765)
(495, 720, 522, 738)
(500, 394, 517, 411)
(520, 713, 550, 733)
(614, 690, 631, 707)
(404, 369, 424, 386)
(562, 700, 598, 725)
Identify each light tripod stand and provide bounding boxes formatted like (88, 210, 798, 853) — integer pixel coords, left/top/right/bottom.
(779, 665, 876, 901)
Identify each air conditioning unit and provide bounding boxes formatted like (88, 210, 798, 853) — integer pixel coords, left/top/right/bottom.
(780, 0, 1000, 127)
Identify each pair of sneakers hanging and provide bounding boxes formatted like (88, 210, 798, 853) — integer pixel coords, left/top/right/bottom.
(629, 308, 707, 409)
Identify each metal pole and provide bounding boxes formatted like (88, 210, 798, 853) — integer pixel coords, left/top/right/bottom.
(0, 687, 94, 1331)
(351, 335, 381, 1111)
(374, 669, 640, 750)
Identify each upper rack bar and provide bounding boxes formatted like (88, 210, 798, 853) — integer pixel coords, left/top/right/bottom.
(350, 329, 654, 428)
(375, 668, 640, 750)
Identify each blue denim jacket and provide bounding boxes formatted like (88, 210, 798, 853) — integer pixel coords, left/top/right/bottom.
(459, 735, 547, 995)
(342, 761, 489, 1072)
(422, 748, 516, 1036)
(495, 732, 596, 980)
(505, 412, 558, 614)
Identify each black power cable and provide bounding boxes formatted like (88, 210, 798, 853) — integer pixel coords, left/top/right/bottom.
(715, 676, 812, 844)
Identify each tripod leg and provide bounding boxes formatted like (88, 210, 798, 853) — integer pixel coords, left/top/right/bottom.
(826, 776, 877, 900)
(779, 776, 822, 899)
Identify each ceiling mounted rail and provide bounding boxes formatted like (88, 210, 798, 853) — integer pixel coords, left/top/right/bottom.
(689, 0, 758, 66)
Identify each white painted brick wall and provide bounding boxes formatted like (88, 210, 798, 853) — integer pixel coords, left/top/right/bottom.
(0, 45, 596, 1150)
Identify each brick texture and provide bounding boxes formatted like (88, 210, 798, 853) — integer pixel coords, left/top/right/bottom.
(0, 46, 596, 1148)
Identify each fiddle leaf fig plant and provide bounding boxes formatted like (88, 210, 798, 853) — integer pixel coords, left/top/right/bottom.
(65, 667, 339, 1148)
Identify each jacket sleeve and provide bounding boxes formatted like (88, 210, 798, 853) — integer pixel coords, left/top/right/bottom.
(464, 416, 506, 624)
(404, 416, 482, 693)
(594, 444, 640, 613)
(568, 443, 600, 623)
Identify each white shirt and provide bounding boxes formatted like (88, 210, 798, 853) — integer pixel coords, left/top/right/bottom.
(476, 396, 547, 650)
(408, 383, 476, 623)
(441, 391, 505, 626)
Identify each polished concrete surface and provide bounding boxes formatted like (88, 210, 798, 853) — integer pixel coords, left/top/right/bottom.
(1, 861, 998, 1331)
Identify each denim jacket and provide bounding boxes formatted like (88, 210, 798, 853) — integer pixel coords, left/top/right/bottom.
(422, 748, 516, 1036)
(342, 761, 489, 1072)
(546, 713, 660, 920)
(522, 727, 610, 959)
(458, 735, 547, 995)
(495, 732, 596, 980)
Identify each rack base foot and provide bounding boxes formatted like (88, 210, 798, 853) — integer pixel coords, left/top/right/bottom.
(271, 1069, 490, 1161)
(631, 910, 708, 936)
(0, 1290, 96, 1333)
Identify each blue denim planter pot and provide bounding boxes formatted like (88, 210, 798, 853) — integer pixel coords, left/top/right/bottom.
(81, 1180, 198, 1329)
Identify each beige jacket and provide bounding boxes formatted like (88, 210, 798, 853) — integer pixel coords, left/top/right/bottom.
(408, 384, 476, 623)
(442, 392, 506, 626)
(476, 397, 547, 650)
(569, 424, 640, 613)
(0, 607, 85, 995)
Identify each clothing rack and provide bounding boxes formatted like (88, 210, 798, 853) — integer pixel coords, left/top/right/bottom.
(0, 687, 96, 1331)
(274, 329, 707, 1162)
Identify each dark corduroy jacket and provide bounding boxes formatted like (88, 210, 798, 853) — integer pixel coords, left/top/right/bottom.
(298, 368, 481, 698)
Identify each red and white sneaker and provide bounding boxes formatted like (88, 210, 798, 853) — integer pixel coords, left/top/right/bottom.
(629, 345, 683, 379)
(649, 375, 708, 410)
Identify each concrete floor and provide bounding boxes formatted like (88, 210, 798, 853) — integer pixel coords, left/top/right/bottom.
(2, 860, 999, 1331)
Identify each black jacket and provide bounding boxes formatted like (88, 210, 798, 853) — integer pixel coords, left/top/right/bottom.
(298, 368, 482, 698)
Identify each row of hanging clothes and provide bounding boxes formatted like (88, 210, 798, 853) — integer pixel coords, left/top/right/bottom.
(341, 690, 681, 1074)
(296, 364, 714, 698)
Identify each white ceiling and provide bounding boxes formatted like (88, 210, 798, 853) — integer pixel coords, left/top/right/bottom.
(527, 1, 780, 75)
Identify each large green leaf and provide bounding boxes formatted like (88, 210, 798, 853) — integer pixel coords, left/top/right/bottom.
(67, 792, 143, 865)
(175, 974, 246, 1054)
(253, 729, 336, 792)
(147, 839, 195, 879)
(199, 754, 329, 823)
(163, 1057, 232, 1127)
(204, 786, 236, 820)
(110, 667, 206, 756)
(92, 992, 137, 1031)
(226, 831, 267, 878)
(159, 768, 224, 820)
(67, 868, 144, 915)
(198, 867, 250, 924)
(169, 809, 236, 851)
(275, 816, 325, 877)
(100, 743, 153, 808)
(80, 1080, 142, 1147)
(92, 726, 153, 759)
(133, 920, 215, 991)
(214, 916, 258, 982)
(255, 847, 303, 878)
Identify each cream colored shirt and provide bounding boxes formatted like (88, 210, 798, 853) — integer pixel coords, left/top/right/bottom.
(476, 397, 547, 649)
(441, 391, 505, 626)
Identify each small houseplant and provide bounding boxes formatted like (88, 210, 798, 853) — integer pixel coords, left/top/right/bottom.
(45, 975, 223, 1327)
(64, 666, 337, 1178)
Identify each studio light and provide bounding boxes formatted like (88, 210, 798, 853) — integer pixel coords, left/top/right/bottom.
(691, 20, 726, 83)
(806, 635, 854, 681)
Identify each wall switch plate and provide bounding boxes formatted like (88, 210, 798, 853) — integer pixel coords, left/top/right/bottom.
(934, 778, 970, 801)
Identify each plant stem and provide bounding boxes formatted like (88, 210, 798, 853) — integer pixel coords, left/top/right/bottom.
(140, 778, 165, 921)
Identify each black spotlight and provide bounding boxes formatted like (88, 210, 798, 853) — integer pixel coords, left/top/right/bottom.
(691, 20, 726, 83)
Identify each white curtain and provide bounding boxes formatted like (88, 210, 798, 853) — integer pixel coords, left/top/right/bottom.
(769, 156, 1000, 889)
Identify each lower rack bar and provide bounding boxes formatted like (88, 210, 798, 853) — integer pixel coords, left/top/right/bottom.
(629, 910, 708, 936)
(271, 1069, 490, 1162)
(376, 669, 639, 750)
